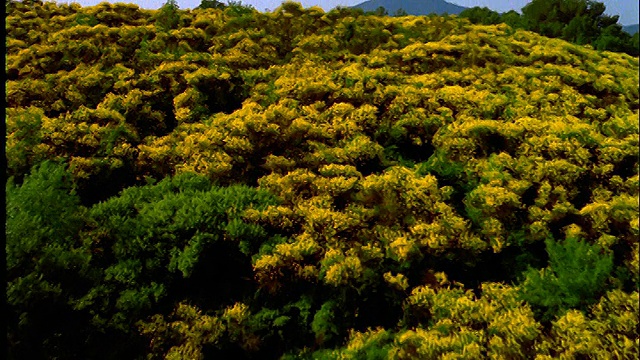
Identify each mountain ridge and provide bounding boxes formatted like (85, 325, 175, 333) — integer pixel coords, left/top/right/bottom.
(622, 24, 639, 35)
(351, 0, 467, 16)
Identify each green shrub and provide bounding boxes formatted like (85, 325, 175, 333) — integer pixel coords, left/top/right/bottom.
(6, 161, 92, 359)
(520, 235, 614, 323)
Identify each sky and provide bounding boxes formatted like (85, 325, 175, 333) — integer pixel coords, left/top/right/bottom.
(55, 0, 639, 25)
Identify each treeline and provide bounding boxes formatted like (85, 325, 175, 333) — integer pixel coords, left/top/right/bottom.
(366, 0, 639, 56)
(5, 1, 640, 359)
(458, 0, 639, 56)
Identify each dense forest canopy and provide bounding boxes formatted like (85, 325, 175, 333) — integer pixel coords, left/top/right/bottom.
(5, 0, 639, 359)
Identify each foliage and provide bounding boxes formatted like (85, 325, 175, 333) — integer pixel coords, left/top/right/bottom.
(521, 0, 637, 55)
(393, 8, 408, 17)
(535, 290, 639, 358)
(79, 172, 276, 329)
(197, 0, 225, 10)
(520, 234, 614, 322)
(225, 0, 255, 17)
(6, 161, 92, 359)
(459, 1, 638, 56)
(7, 166, 276, 358)
(5, 1, 639, 359)
(155, 0, 181, 31)
(365, 6, 388, 17)
(458, 6, 502, 26)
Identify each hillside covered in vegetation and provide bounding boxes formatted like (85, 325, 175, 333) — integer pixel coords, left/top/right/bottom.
(6, 1, 639, 359)
(459, 0, 639, 56)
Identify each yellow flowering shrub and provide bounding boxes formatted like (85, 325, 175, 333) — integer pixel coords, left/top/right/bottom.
(392, 283, 540, 359)
(5, 2, 638, 359)
(535, 290, 639, 359)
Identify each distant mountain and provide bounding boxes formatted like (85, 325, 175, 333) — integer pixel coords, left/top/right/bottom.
(351, 0, 468, 16)
(622, 24, 639, 35)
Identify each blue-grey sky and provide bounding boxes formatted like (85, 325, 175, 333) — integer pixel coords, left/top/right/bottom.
(55, 0, 639, 25)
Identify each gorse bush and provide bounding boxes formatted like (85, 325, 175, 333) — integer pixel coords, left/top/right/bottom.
(5, 1, 639, 359)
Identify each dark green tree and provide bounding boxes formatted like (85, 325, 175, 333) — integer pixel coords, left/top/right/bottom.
(326, 5, 364, 21)
(367, 6, 388, 17)
(562, 14, 598, 44)
(393, 8, 408, 17)
(630, 32, 640, 55)
(593, 22, 633, 53)
(522, 0, 586, 37)
(459, 6, 502, 25)
(500, 10, 524, 29)
(225, 0, 255, 17)
(197, 0, 226, 10)
(155, 0, 180, 31)
(520, 0, 636, 54)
